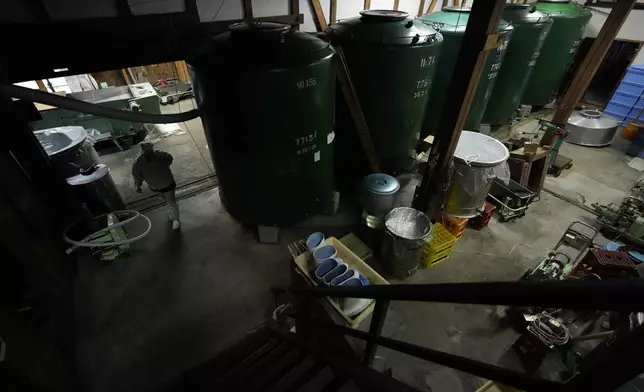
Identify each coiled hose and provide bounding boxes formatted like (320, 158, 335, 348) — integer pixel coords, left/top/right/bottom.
(0, 84, 200, 124)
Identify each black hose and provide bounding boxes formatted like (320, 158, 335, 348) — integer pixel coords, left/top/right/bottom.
(0, 84, 201, 124)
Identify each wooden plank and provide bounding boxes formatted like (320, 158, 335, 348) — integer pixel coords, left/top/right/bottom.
(120, 69, 133, 85)
(290, 0, 300, 30)
(545, 0, 636, 145)
(418, 0, 427, 16)
(174, 61, 190, 82)
(242, 0, 253, 19)
(414, 0, 507, 216)
(309, 0, 328, 31)
(330, 0, 338, 23)
(364, 0, 372, 10)
(35, 79, 47, 91)
(454, 0, 461, 6)
(393, 0, 401, 11)
(334, 47, 381, 173)
(427, 0, 439, 13)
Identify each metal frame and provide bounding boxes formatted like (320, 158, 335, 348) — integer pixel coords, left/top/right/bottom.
(273, 280, 644, 391)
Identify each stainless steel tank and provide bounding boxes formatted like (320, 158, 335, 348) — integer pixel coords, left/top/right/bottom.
(445, 131, 510, 218)
(566, 109, 619, 147)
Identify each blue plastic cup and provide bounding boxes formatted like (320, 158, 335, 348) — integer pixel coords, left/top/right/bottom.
(312, 245, 337, 266)
(306, 232, 325, 255)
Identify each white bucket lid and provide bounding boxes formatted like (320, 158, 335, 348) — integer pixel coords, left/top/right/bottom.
(453, 131, 509, 167)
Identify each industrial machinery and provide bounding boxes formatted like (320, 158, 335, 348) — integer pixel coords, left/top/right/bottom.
(566, 109, 619, 147)
(482, 4, 552, 125)
(537, 119, 573, 177)
(329, 10, 443, 184)
(30, 83, 160, 146)
(593, 175, 644, 245)
(187, 22, 335, 228)
(521, 0, 592, 107)
(418, 7, 513, 136)
(529, 221, 598, 281)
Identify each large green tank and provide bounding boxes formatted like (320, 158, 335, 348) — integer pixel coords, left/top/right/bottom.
(328, 10, 443, 184)
(419, 7, 513, 137)
(482, 5, 552, 125)
(521, 1, 592, 106)
(187, 22, 335, 226)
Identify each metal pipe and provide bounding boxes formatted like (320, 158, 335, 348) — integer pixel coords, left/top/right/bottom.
(272, 280, 644, 312)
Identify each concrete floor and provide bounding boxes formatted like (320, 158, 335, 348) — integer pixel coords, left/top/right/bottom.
(99, 99, 213, 204)
(74, 132, 638, 392)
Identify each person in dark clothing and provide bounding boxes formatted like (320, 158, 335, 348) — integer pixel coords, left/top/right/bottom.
(132, 142, 180, 230)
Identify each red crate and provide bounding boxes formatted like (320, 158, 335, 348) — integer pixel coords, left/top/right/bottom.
(441, 215, 468, 238)
(470, 201, 496, 230)
(569, 249, 637, 278)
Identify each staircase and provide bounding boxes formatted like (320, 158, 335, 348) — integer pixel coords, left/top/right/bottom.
(168, 322, 418, 392)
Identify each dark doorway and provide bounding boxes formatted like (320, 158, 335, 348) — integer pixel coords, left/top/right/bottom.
(559, 38, 642, 107)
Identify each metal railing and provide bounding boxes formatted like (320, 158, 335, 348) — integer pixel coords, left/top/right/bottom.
(273, 279, 644, 391)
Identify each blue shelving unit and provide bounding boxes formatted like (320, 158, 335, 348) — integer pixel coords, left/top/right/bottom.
(605, 65, 644, 125)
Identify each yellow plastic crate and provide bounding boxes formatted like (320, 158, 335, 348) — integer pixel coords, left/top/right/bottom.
(421, 223, 457, 267)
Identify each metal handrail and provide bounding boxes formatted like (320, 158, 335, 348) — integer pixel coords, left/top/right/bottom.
(273, 279, 644, 312)
(274, 279, 644, 391)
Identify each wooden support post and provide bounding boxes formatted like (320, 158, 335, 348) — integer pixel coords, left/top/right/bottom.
(330, 0, 338, 23)
(414, 0, 507, 217)
(441, 0, 448, 9)
(393, 0, 400, 11)
(364, 0, 372, 10)
(309, 0, 328, 31)
(543, 0, 636, 145)
(454, 0, 461, 7)
(334, 48, 381, 173)
(242, 0, 253, 19)
(120, 69, 133, 85)
(35, 79, 47, 92)
(418, 0, 427, 16)
(427, 0, 439, 13)
(290, 0, 300, 30)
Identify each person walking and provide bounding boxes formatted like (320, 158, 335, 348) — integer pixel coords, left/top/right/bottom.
(132, 142, 181, 230)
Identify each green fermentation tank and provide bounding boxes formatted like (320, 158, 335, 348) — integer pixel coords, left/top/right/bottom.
(482, 5, 552, 125)
(329, 10, 443, 183)
(419, 7, 513, 137)
(521, 1, 592, 107)
(187, 23, 335, 226)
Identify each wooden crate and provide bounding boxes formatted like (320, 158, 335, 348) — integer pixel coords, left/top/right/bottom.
(509, 146, 550, 195)
(293, 237, 389, 328)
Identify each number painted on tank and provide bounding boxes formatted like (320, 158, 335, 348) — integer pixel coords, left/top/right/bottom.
(528, 60, 537, 67)
(416, 78, 429, 88)
(296, 77, 316, 89)
(420, 56, 436, 68)
(295, 130, 317, 146)
(490, 63, 501, 72)
(488, 72, 499, 80)
(413, 89, 429, 99)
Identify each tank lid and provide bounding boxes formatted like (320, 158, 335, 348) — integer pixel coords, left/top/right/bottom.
(363, 173, 400, 195)
(66, 164, 109, 185)
(454, 131, 509, 166)
(34, 126, 88, 157)
(229, 22, 290, 40)
(360, 9, 409, 21)
(567, 109, 618, 130)
(442, 6, 472, 12)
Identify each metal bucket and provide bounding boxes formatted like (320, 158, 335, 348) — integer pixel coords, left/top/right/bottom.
(362, 173, 400, 229)
(445, 131, 510, 218)
(380, 207, 432, 279)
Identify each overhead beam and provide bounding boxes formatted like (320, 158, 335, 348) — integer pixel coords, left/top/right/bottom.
(330, 0, 338, 23)
(309, 0, 328, 31)
(418, 0, 427, 16)
(393, 0, 400, 11)
(290, 0, 300, 30)
(242, 0, 254, 19)
(545, 0, 636, 145)
(414, 0, 507, 216)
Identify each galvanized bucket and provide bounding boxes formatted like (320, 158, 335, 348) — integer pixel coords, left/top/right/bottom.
(380, 207, 433, 279)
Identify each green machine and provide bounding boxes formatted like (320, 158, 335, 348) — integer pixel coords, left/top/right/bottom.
(329, 10, 443, 185)
(521, 0, 592, 107)
(482, 4, 553, 125)
(418, 7, 513, 137)
(30, 83, 160, 145)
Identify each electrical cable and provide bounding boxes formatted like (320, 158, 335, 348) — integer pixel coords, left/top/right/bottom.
(0, 84, 200, 124)
(528, 312, 571, 346)
(64, 210, 152, 253)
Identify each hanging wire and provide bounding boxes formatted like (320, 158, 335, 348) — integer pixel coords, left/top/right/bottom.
(528, 312, 571, 346)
